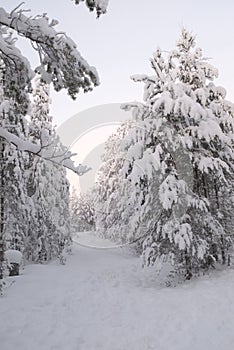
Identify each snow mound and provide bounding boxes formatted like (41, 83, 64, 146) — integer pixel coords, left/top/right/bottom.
(5, 249, 22, 264)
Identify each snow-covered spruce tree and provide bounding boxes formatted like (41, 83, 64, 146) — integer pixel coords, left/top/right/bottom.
(217, 173, 234, 264)
(97, 30, 234, 278)
(47, 139, 72, 262)
(94, 121, 141, 243)
(25, 78, 71, 262)
(0, 60, 31, 257)
(136, 30, 233, 277)
(26, 78, 55, 261)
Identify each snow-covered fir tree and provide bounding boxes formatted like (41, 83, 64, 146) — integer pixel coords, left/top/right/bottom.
(0, 59, 30, 254)
(26, 78, 71, 262)
(95, 121, 139, 243)
(95, 29, 234, 278)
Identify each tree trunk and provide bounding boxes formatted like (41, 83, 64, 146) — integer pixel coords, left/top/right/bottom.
(185, 251, 192, 280)
(221, 234, 226, 265)
(0, 141, 5, 280)
(214, 178, 220, 210)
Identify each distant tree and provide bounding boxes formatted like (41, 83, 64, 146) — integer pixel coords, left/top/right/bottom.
(70, 189, 95, 232)
(95, 122, 137, 242)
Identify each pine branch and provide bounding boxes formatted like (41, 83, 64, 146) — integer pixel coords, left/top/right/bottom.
(0, 7, 99, 99)
(0, 127, 90, 175)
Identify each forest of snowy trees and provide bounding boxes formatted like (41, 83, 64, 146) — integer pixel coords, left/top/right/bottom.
(1, 3, 234, 350)
(0, 0, 233, 287)
(0, 0, 108, 285)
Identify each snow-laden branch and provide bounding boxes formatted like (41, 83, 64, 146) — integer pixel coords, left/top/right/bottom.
(0, 30, 33, 81)
(0, 126, 90, 175)
(0, 126, 39, 153)
(0, 6, 99, 99)
(73, 0, 109, 17)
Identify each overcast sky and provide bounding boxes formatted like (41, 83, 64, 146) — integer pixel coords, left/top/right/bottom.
(2, 1, 234, 126)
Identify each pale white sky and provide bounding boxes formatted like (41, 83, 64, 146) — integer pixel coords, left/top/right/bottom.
(2, 0, 234, 125)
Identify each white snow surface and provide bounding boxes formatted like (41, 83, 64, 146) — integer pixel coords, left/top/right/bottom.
(1, 231, 234, 350)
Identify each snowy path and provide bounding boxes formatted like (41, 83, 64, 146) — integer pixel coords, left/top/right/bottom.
(1, 232, 234, 350)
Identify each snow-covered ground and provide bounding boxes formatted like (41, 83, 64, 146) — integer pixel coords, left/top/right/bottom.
(1, 231, 234, 350)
